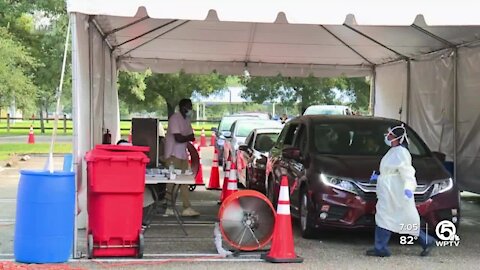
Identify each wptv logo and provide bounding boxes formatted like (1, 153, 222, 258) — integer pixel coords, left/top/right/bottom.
(435, 220, 460, 247)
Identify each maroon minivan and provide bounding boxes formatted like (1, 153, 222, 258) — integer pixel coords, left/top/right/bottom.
(267, 115, 460, 238)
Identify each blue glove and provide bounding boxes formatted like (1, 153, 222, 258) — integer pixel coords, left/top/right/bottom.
(404, 189, 413, 199)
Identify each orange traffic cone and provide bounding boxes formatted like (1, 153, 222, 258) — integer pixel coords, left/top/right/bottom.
(210, 132, 216, 146)
(27, 125, 35, 144)
(195, 145, 204, 185)
(265, 175, 303, 263)
(207, 148, 221, 190)
(219, 157, 231, 203)
(222, 162, 238, 201)
(200, 128, 207, 147)
(128, 128, 132, 143)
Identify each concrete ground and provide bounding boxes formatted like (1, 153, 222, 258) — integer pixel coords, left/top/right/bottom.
(1, 146, 479, 270)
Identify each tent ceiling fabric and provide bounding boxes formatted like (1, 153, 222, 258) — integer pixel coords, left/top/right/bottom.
(68, 0, 480, 76)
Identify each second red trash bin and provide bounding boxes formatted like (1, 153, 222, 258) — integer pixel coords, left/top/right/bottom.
(85, 145, 150, 258)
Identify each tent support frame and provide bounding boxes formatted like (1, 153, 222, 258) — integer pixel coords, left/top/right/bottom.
(105, 16, 149, 37)
(343, 24, 408, 59)
(321, 25, 374, 65)
(453, 48, 458, 185)
(411, 24, 456, 47)
(113, 20, 178, 49)
(120, 20, 190, 57)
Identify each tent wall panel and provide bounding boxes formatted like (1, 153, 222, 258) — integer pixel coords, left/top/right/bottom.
(373, 62, 407, 121)
(409, 53, 454, 161)
(457, 46, 480, 192)
(72, 13, 91, 229)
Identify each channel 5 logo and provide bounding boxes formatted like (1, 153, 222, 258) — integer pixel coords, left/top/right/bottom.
(435, 220, 460, 247)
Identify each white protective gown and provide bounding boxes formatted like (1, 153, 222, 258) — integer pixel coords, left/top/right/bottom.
(375, 146, 420, 236)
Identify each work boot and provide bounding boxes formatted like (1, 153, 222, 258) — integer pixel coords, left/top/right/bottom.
(366, 248, 391, 257)
(420, 241, 436, 257)
(182, 207, 200, 217)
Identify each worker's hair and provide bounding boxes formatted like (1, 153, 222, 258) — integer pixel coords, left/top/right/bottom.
(178, 98, 192, 108)
(389, 124, 409, 149)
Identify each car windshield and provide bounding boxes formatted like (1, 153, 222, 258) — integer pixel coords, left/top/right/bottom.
(254, 133, 280, 152)
(219, 116, 256, 131)
(304, 107, 346, 115)
(313, 121, 429, 156)
(235, 121, 282, 137)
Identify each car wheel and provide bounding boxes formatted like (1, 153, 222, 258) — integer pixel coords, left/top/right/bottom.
(267, 176, 278, 208)
(300, 188, 316, 239)
(245, 170, 250, 189)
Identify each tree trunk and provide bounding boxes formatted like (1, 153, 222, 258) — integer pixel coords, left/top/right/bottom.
(166, 102, 176, 118)
(45, 102, 49, 123)
(39, 110, 45, 134)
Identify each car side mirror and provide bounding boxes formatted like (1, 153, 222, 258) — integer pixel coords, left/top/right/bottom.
(223, 131, 232, 138)
(211, 127, 218, 132)
(238, 145, 249, 152)
(432, 151, 446, 163)
(282, 147, 301, 160)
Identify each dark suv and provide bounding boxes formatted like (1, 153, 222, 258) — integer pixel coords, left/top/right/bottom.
(267, 115, 460, 238)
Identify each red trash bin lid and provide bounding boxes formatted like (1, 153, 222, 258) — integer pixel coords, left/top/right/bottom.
(95, 144, 150, 153)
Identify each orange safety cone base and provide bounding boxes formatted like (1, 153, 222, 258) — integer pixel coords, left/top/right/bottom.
(264, 175, 303, 264)
(264, 254, 303, 263)
(27, 126, 35, 144)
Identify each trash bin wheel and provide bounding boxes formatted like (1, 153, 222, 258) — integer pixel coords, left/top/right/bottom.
(87, 233, 94, 259)
(137, 232, 144, 258)
(189, 185, 196, 191)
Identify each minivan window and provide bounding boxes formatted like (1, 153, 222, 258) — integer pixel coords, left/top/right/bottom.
(313, 121, 429, 156)
(235, 120, 282, 137)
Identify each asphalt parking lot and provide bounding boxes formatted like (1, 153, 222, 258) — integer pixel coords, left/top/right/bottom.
(1, 147, 479, 270)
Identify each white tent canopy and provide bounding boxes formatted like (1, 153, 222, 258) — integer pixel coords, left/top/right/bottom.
(68, 0, 480, 256)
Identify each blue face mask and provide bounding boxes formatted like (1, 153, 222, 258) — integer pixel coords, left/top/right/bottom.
(185, 110, 193, 118)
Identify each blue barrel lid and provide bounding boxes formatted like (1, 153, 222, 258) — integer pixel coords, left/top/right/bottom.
(20, 170, 75, 176)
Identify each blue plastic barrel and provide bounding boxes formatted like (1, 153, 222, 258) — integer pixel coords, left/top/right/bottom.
(14, 170, 75, 263)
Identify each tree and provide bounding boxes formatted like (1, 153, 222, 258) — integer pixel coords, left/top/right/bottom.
(0, 27, 37, 112)
(241, 74, 371, 114)
(145, 71, 227, 117)
(241, 74, 338, 114)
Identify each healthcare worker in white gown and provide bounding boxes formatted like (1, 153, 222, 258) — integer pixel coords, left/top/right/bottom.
(366, 124, 436, 257)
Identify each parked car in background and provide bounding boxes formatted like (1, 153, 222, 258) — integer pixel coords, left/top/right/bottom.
(267, 115, 460, 238)
(238, 128, 282, 193)
(303, 105, 352, 116)
(223, 119, 283, 173)
(214, 114, 262, 166)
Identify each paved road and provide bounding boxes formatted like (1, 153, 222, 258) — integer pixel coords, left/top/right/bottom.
(1, 149, 479, 270)
(0, 135, 72, 143)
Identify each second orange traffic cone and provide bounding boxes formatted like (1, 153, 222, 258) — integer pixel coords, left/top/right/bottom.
(128, 128, 132, 143)
(195, 144, 204, 185)
(207, 148, 221, 190)
(219, 157, 231, 203)
(27, 125, 35, 144)
(200, 128, 207, 147)
(221, 162, 238, 202)
(265, 175, 303, 263)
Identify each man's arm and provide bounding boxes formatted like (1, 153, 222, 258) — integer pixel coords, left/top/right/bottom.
(173, 133, 195, 143)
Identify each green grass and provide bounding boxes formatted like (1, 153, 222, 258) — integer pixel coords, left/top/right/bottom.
(0, 143, 72, 161)
(0, 119, 217, 137)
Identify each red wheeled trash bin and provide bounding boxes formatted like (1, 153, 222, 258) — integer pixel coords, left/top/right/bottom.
(85, 145, 150, 258)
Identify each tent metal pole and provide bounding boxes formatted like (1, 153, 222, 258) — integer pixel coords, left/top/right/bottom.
(113, 20, 178, 49)
(453, 48, 458, 184)
(370, 66, 376, 116)
(406, 60, 411, 123)
(343, 24, 408, 59)
(105, 16, 149, 37)
(321, 25, 374, 65)
(91, 18, 113, 51)
(411, 24, 456, 47)
(120, 20, 190, 57)
(70, 12, 79, 259)
(244, 23, 257, 63)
